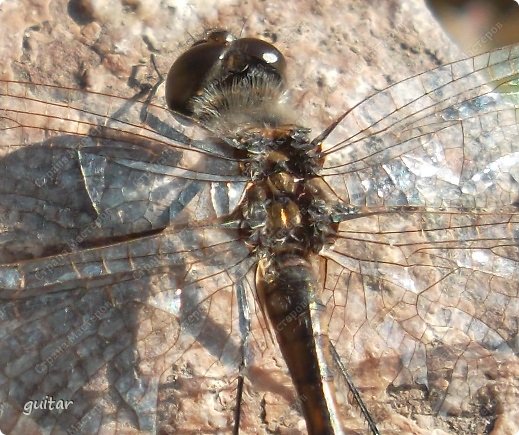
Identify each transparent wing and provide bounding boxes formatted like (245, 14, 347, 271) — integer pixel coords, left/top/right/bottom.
(0, 225, 261, 433)
(322, 209, 519, 430)
(0, 80, 248, 262)
(320, 44, 519, 209)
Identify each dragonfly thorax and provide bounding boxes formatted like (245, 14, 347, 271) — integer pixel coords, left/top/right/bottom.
(237, 126, 340, 259)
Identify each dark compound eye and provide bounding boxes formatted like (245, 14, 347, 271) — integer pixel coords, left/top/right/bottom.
(165, 32, 286, 117)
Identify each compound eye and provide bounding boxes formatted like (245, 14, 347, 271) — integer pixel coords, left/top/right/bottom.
(165, 37, 228, 115)
(228, 38, 286, 79)
(165, 34, 286, 117)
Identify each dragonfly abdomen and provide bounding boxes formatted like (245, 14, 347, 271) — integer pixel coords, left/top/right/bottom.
(258, 253, 344, 435)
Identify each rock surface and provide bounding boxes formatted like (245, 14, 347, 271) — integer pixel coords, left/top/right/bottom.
(1, 1, 517, 434)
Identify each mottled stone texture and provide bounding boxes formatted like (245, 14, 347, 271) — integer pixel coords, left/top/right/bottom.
(1, 1, 517, 434)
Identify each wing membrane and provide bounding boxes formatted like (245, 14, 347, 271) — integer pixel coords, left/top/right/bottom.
(321, 44, 519, 209)
(0, 81, 248, 262)
(321, 209, 519, 423)
(0, 221, 257, 433)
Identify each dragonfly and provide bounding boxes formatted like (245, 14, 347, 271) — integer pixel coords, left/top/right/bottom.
(1, 11, 519, 435)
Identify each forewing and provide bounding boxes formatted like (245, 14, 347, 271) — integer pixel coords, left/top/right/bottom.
(320, 44, 519, 210)
(0, 80, 247, 262)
